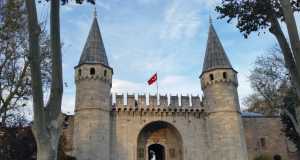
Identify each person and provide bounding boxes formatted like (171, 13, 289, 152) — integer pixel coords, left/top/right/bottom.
(150, 150, 156, 160)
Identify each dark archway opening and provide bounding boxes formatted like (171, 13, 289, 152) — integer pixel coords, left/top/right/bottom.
(148, 144, 165, 160)
(137, 121, 183, 160)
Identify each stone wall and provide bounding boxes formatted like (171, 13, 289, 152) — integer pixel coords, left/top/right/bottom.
(62, 116, 74, 155)
(64, 113, 300, 160)
(110, 108, 209, 160)
(242, 116, 299, 160)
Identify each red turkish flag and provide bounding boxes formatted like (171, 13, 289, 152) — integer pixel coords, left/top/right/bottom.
(147, 73, 157, 85)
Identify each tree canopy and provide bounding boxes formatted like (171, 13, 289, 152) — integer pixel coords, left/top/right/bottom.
(244, 47, 300, 149)
(38, 0, 95, 5)
(216, 0, 300, 38)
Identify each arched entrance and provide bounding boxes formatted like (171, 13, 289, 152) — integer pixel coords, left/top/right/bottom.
(148, 144, 165, 160)
(137, 121, 183, 160)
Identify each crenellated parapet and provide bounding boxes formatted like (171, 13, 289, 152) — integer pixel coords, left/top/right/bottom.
(112, 93, 204, 112)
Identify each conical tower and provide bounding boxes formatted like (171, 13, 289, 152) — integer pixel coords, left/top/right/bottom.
(200, 20, 248, 160)
(202, 19, 232, 74)
(73, 13, 113, 160)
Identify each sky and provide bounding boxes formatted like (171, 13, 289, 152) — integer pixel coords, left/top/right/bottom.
(35, 0, 299, 114)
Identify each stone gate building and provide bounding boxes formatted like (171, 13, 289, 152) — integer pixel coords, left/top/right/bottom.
(62, 15, 299, 160)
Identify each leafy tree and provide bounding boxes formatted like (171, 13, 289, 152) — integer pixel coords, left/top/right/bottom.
(0, 0, 51, 127)
(244, 48, 300, 149)
(253, 154, 272, 160)
(281, 89, 300, 149)
(245, 48, 288, 115)
(24, 0, 94, 159)
(216, 0, 300, 140)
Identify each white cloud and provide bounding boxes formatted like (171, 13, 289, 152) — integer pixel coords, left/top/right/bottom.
(159, 75, 201, 95)
(128, 51, 185, 74)
(62, 95, 75, 115)
(112, 75, 201, 96)
(112, 79, 145, 94)
(237, 73, 253, 110)
(137, 0, 160, 5)
(160, 0, 217, 40)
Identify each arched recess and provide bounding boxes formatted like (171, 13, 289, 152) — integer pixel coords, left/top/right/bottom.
(137, 121, 183, 160)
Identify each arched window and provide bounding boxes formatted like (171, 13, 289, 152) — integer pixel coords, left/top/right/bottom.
(90, 68, 95, 75)
(78, 69, 82, 76)
(209, 74, 214, 81)
(223, 72, 227, 79)
(104, 70, 107, 77)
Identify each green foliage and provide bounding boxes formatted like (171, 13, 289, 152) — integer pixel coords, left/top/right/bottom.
(216, 0, 300, 38)
(0, 127, 36, 160)
(244, 47, 300, 149)
(244, 47, 288, 115)
(0, 125, 75, 160)
(38, 0, 95, 5)
(281, 89, 300, 149)
(253, 154, 272, 160)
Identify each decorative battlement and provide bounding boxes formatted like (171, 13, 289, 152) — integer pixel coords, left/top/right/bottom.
(112, 93, 203, 110)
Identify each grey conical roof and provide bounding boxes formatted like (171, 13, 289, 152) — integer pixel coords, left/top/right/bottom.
(78, 17, 109, 66)
(202, 23, 232, 73)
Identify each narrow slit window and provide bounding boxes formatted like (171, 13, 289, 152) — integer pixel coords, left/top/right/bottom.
(78, 69, 82, 76)
(90, 68, 95, 75)
(104, 70, 107, 77)
(223, 72, 227, 79)
(209, 74, 214, 81)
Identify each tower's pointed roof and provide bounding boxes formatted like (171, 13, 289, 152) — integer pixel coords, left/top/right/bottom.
(202, 21, 232, 74)
(78, 15, 109, 67)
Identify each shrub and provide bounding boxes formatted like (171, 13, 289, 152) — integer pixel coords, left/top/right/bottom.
(254, 154, 272, 160)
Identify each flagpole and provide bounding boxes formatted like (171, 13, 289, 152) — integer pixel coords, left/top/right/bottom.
(156, 72, 159, 105)
(156, 72, 159, 95)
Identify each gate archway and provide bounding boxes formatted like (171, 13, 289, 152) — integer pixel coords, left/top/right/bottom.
(137, 121, 183, 160)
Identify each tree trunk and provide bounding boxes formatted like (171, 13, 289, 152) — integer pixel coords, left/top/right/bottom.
(268, 12, 300, 138)
(269, 16, 300, 98)
(279, 0, 300, 128)
(33, 114, 63, 160)
(25, 0, 63, 159)
(36, 138, 59, 160)
(283, 109, 300, 136)
(46, 0, 63, 116)
(279, 0, 300, 76)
